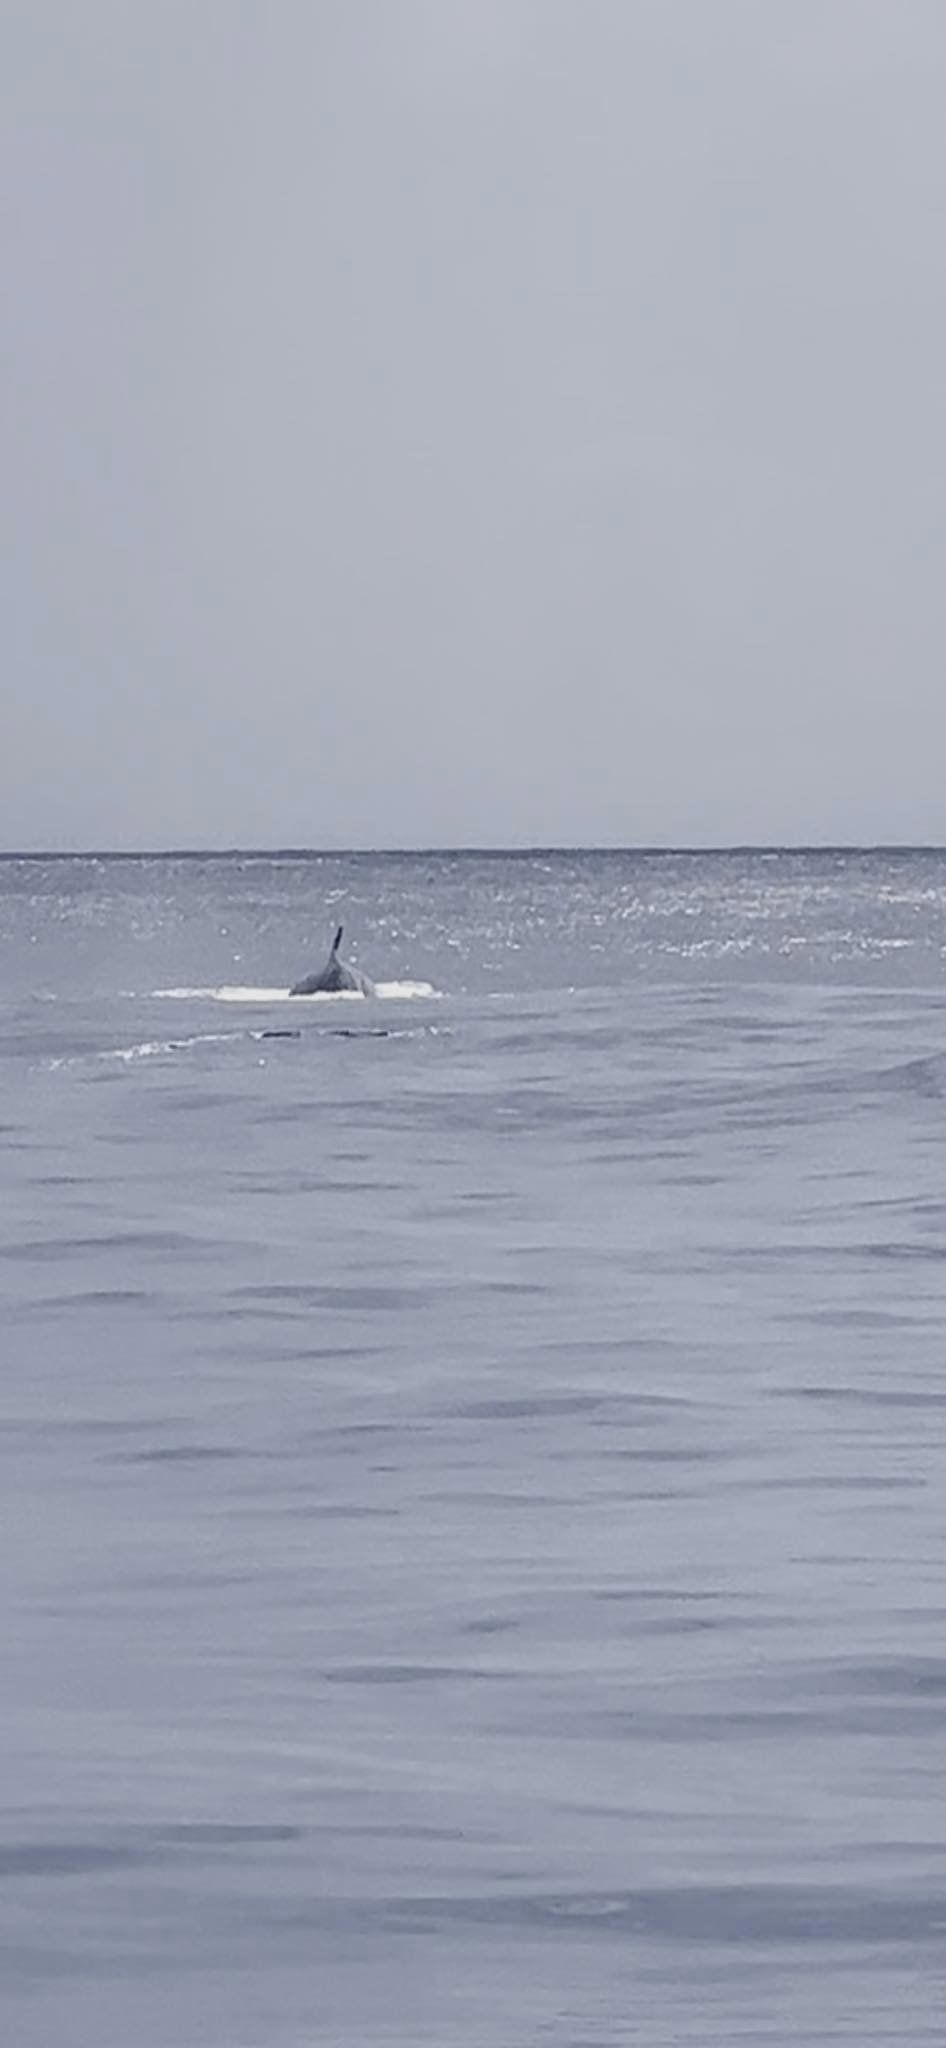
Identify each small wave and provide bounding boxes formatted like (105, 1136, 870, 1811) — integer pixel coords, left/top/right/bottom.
(48, 1020, 448, 1069)
(49, 1031, 241, 1069)
(47, 1033, 248, 1070)
(153, 981, 441, 1003)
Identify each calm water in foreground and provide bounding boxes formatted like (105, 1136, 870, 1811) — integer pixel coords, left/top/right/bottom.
(3, 848, 946, 2046)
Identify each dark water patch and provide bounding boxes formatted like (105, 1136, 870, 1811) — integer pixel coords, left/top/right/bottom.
(300, 1419, 400, 1440)
(749, 1471, 921, 1494)
(596, 1598, 775, 1634)
(422, 1486, 566, 1508)
(615, 1610, 722, 1636)
(447, 1390, 694, 1428)
(313, 1821, 471, 1842)
(726, 1238, 946, 1270)
(152, 1823, 302, 1847)
(280, 1501, 400, 1521)
(859, 1239, 946, 1264)
(856, 1194, 946, 1220)
(0, 1842, 146, 1878)
(160, 1089, 247, 1114)
(228, 1281, 429, 1313)
(206, 1338, 386, 1365)
(477, 1278, 549, 1297)
(8, 1287, 155, 1314)
(248, 1342, 387, 1367)
(665, 1171, 726, 1187)
(0, 1413, 182, 1440)
(597, 1583, 733, 1604)
(461, 1614, 522, 1637)
(108, 1443, 244, 1466)
(591, 1702, 946, 1742)
(600, 1443, 714, 1463)
(324, 1663, 506, 1686)
(779, 1307, 929, 1330)
(232, 1187, 407, 1196)
(448, 1393, 605, 1421)
(5, 1238, 70, 1267)
(370, 1089, 624, 1136)
(23, 1172, 88, 1189)
(544, 1335, 685, 1362)
(799, 1658, 946, 1700)
(232, 1175, 403, 1195)
(0, 1824, 302, 1881)
(251, 1102, 335, 1126)
(302, 1178, 406, 1195)
(792, 1384, 946, 1410)
(488, 1025, 628, 1053)
(118, 1567, 257, 1592)
(0, 1230, 208, 1262)
(876, 1056, 946, 1096)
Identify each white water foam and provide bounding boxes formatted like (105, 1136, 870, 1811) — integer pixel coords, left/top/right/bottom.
(49, 1031, 242, 1069)
(153, 981, 441, 1003)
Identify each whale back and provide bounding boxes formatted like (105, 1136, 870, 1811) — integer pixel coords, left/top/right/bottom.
(289, 925, 375, 997)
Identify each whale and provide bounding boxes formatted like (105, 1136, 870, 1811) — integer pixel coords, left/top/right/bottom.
(289, 926, 375, 997)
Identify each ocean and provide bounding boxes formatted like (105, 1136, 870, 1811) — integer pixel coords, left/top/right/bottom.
(3, 847, 946, 2046)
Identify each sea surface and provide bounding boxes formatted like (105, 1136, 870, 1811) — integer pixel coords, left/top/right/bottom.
(3, 847, 946, 2047)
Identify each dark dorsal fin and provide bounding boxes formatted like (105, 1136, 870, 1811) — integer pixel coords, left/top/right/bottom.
(332, 925, 344, 955)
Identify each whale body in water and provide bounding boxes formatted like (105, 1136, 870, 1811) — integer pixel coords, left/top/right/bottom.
(289, 926, 375, 997)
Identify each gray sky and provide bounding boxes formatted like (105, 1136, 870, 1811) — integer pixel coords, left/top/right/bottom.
(4, 0, 945, 849)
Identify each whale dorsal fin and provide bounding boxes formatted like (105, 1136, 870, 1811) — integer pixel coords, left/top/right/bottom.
(332, 925, 344, 955)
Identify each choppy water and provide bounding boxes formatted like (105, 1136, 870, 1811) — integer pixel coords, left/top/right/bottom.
(3, 848, 946, 2046)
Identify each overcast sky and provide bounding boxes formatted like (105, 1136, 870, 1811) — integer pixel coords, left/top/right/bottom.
(3, 1, 945, 849)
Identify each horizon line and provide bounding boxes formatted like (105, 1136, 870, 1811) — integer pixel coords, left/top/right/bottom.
(2, 842, 946, 862)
